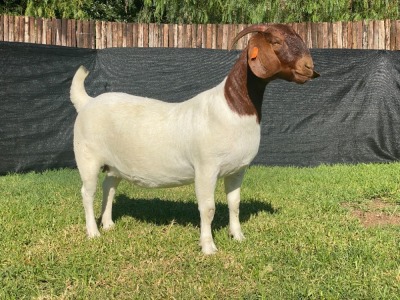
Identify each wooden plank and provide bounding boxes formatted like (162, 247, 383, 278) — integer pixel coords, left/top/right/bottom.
(0, 15, 3, 42)
(372, 20, 377, 49)
(186, 24, 192, 48)
(156, 23, 161, 47)
(132, 22, 138, 47)
(339, 22, 347, 48)
(122, 22, 127, 47)
(83, 20, 90, 48)
(9, 16, 15, 42)
(311, 22, 318, 48)
(148, 23, 155, 47)
(355, 20, 362, 49)
(117, 22, 123, 47)
(367, 20, 373, 49)
(162, 23, 168, 47)
(4, 15, 9, 42)
(346, 21, 353, 49)
(212, 24, 217, 49)
(156, 23, 162, 47)
(71, 19, 77, 47)
(228, 24, 234, 49)
(202, 24, 207, 48)
(61, 19, 67, 46)
(106, 22, 112, 48)
(36, 18, 43, 44)
(191, 24, 197, 48)
(385, 19, 390, 50)
(378, 20, 385, 49)
(111, 22, 118, 47)
(167, 24, 173, 47)
(18, 16, 24, 42)
(351, 21, 357, 48)
(24, 16, 29, 42)
(222, 24, 229, 49)
(29, 17, 35, 43)
(76, 19, 82, 48)
(206, 24, 212, 49)
(390, 20, 396, 50)
(101, 21, 107, 48)
(396, 20, 400, 50)
(196, 24, 203, 48)
(336, 21, 343, 48)
(90, 20, 96, 48)
(362, 20, 368, 49)
(332, 21, 338, 48)
(95, 21, 101, 49)
(138, 23, 144, 47)
(177, 24, 183, 48)
(322, 22, 328, 48)
(14, 16, 20, 42)
(46, 19, 52, 45)
(216, 24, 223, 49)
(143, 23, 149, 47)
(317, 22, 324, 48)
(126, 22, 133, 47)
(55, 18, 62, 45)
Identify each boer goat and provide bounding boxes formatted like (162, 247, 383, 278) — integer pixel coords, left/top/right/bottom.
(70, 24, 319, 254)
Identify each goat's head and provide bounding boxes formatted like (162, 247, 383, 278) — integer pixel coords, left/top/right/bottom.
(230, 24, 319, 83)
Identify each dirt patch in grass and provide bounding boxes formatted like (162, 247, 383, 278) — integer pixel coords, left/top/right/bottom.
(343, 198, 400, 227)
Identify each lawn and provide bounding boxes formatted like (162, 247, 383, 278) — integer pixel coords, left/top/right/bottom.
(1, 163, 399, 299)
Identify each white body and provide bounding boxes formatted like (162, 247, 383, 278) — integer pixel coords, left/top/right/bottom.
(71, 67, 260, 254)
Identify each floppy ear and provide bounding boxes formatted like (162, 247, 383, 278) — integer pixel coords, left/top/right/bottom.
(247, 34, 281, 79)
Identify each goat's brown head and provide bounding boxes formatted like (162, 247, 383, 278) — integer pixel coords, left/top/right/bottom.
(230, 24, 319, 83)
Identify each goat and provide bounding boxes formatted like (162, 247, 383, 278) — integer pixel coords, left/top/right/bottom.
(70, 24, 319, 255)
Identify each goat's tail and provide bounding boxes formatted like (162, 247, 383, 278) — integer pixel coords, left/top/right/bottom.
(70, 66, 93, 113)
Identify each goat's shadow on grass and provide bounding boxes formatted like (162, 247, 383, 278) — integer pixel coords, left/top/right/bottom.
(112, 195, 278, 230)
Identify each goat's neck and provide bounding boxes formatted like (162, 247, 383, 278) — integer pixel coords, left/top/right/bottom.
(224, 50, 268, 123)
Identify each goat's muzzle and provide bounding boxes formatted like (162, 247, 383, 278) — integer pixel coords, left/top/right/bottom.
(290, 55, 320, 84)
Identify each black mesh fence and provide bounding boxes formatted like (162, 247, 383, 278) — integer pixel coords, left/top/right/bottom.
(1, 42, 400, 174)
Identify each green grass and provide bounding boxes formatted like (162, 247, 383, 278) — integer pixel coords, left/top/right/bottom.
(1, 163, 399, 299)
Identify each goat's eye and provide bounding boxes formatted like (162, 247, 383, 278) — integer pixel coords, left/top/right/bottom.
(272, 39, 282, 46)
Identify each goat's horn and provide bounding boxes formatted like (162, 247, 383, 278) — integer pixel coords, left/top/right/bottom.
(229, 24, 269, 50)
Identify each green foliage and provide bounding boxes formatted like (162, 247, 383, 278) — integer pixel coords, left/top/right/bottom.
(0, 0, 399, 23)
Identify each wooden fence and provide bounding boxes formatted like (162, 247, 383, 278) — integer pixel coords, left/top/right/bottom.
(1, 15, 400, 50)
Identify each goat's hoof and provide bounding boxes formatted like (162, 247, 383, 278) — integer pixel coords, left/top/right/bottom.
(231, 231, 245, 241)
(102, 221, 115, 231)
(201, 242, 218, 255)
(87, 230, 101, 238)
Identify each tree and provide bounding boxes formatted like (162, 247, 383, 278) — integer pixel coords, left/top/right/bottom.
(0, 0, 399, 23)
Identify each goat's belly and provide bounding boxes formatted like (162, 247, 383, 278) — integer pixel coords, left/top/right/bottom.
(106, 164, 195, 189)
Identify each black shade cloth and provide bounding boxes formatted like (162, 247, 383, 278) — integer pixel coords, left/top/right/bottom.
(1, 42, 400, 175)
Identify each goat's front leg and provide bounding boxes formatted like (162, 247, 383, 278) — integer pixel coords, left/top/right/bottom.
(101, 175, 121, 230)
(195, 169, 218, 255)
(224, 169, 246, 241)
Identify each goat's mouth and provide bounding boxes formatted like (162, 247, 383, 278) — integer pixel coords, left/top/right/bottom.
(292, 69, 319, 83)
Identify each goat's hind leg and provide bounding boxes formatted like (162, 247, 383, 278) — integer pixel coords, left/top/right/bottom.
(78, 162, 101, 238)
(101, 174, 121, 230)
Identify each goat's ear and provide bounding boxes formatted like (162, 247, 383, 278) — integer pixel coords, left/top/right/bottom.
(247, 35, 281, 79)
